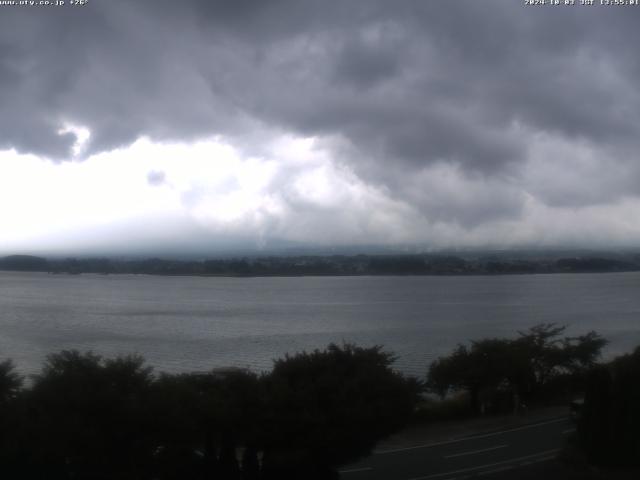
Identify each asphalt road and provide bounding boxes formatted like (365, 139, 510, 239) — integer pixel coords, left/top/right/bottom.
(339, 417, 574, 480)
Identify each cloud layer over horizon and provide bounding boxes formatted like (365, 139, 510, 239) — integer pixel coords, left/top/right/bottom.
(2, 0, 640, 254)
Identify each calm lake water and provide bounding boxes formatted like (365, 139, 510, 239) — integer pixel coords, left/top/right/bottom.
(1, 271, 639, 377)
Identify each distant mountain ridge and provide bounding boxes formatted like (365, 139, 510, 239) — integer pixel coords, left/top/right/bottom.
(0, 255, 49, 272)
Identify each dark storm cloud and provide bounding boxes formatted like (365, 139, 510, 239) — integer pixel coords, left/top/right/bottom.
(331, 36, 403, 90)
(2, 0, 640, 228)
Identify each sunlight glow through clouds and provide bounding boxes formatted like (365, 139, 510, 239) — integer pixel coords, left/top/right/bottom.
(57, 123, 92, 157)
(0, 134, 412, 254)
(4, 129, 640, 256)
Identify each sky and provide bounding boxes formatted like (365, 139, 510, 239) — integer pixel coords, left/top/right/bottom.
(2, 0, 640, 256)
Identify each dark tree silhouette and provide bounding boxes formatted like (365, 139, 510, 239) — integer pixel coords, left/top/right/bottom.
(427, 324, 607, 413)
(0, 359, 22, 405)
(261, 343, 422, 479)
(427, 339, 524, 413)
(0, 359, 24, 476)
(514, 324, 607, 396)
(1, 344, 421, 479)
(25, 350, 155, 479)
(149, 368, 264, 480)
(579, 346, 640, 467)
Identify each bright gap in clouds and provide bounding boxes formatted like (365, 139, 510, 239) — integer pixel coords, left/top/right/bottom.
(57, 124, 92, 158)
(3, 130, 640, 257)
(0, 134, 420, 256)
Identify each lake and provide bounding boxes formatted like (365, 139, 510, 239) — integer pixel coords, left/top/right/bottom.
(1, 271, 639, 377)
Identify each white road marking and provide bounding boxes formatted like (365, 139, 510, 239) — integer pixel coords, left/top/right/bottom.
(376, 417, 568, 454)
(477, 465, 513, 475)
(405, 448, 560, 480)
(339, 466, 373, 474)
(477, 454, 557, 476)
(444, 444, 508, 459)
(562, 428, 576, 434)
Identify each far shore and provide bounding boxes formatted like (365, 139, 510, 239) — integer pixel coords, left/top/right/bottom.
(2, 252, 640, 278)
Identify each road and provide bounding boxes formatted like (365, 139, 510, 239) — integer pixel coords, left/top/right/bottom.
(339, 417, 574, 480)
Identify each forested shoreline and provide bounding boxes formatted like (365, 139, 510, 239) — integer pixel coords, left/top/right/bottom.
(2, 252, 640, 277)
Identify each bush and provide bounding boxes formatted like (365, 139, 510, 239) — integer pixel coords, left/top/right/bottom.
(0, 344, 421, 480)
(261, 343, 423, 478)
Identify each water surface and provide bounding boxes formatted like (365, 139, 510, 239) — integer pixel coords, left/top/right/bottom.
(1, 271, 639, 377)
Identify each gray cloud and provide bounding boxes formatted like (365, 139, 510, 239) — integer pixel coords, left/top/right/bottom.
(2, 0, 640, 242)
(146, 170, 166, 186)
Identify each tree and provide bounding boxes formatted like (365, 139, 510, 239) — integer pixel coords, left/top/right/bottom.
(579, 346, 640, 467)
(0, 359, 24, 476)
(515, 323, 568, 387)
(149, 368, 264, 480)
(427, 324, 607, 413)
(515, 324, 607, 396)
(0, 359, 22, 405)
(261, 343, 422, 479)
(26, 350, 155, 479)
(560, 330, 609, 375)
(0, 345, 423, 479)
(427, 339, 523, 413)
